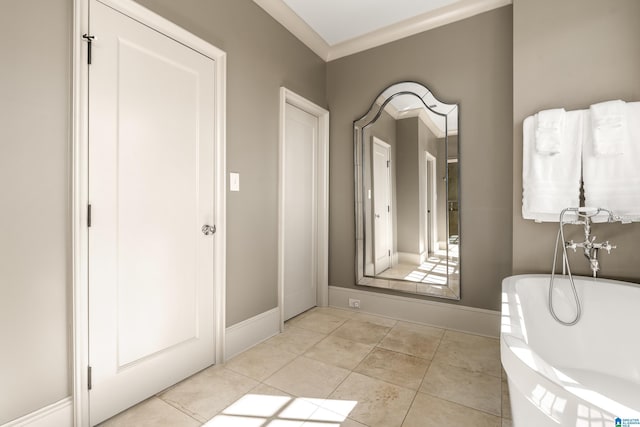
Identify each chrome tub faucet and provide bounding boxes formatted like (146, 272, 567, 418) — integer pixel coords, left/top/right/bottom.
(563, 208, 617, 278)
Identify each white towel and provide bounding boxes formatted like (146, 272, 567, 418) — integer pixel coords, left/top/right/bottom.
(583, 102, 640, 222)
(522, 110, 584, 222)
(535, 108, 566, 155)
(590, 100, 627, 156)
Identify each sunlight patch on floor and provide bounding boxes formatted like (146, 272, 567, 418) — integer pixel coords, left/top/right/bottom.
(203, 394, 357, 426)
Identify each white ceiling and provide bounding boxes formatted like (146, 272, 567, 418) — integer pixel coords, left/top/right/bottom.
(253, 0, 512, 61)
(281, 0, 461, 46)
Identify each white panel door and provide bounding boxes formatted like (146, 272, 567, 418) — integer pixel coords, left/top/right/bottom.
(372, 139, 391, 274)
(88, 1, 216, 424)
(425, 153, 437, 255)
(283, 103, 318, 320)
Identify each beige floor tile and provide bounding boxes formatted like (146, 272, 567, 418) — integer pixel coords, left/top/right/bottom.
(303, 419, 366, 427)
(328, 372, 415, 427)
(502, 418, 514, 427)
(249, 383, 294, 397)
(355, 347, 430, 390)
(431, 330, 501, 377)
(202, 414, 281, 426)
(420, 361, 501, 416)
(302, 407, 368, 427)
(331, 319, 392, 345)
(265, 356, 350, 398)
(287, 311, 348, 334)
(403, 393, 501, 427)
(225, 342, 297, 381)
(502, 379, 512, 419)
(378, 321, 444, 360)
(99, 397, 200, 427)
(352, 312, 398, 328)
(304, 335, 373, 370)
(265, 326, 327, 355)
(311, 306, 357, 319)
(159, 366, 258, 422)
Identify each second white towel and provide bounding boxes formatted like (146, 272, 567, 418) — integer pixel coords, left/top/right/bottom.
(590, 100, 628, 156)
(583, 102, 640, 222)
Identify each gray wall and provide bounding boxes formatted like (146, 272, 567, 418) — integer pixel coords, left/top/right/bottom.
(0, 1, 72, 423)
(327, 6, 513, 310)
(513, 0, 640, 279)
(396, 117, 420, 255)
(134, 0, 327, 326)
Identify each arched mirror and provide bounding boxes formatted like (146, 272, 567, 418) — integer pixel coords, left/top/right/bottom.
(354, 81, 460, 299)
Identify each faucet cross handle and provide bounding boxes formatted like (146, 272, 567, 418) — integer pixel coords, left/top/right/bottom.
(565, 240, 578, 252)
(603, 241, 616, 254)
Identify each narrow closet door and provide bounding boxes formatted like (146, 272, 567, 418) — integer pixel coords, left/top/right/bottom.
(283, 103, 318, 320)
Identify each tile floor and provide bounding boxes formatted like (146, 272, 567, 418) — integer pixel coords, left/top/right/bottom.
(101, 307, 513, 427)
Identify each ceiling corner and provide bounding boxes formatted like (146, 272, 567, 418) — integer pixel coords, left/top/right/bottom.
(252, 0, 331, 61)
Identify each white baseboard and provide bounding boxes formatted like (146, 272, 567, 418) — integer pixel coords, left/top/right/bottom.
(225, 307, 280, 360)
(329, 286, 500, 338)
(2, 397, 72, 427)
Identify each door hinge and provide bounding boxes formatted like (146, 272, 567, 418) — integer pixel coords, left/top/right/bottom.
(87, 204, 92, 228)
(88, 366, 92, 390)
(388, 250, 391, 256)
(387, 160, 390, 168)
(387, 205, 390, 212)
(82, 34, 95, 65)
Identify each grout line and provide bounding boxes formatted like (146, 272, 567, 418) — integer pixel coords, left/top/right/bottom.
(154, 396, 205, 425)
(399, 388, 420, 427)
(418, 389, 502, 419)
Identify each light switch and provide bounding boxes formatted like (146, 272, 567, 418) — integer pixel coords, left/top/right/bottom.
(230, 172, 240, 192)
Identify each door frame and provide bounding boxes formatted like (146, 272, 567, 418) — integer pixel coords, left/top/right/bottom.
(71, 0, 226, 424)
(278, 87, 329, 331)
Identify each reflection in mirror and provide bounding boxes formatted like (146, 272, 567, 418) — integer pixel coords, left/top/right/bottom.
(354, 82, 460, 299)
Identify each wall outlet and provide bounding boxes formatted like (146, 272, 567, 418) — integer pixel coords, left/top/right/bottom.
(348, 298, 360, 309)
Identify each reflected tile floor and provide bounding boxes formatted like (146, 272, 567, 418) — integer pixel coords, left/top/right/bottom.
(101, 307, 512, 427)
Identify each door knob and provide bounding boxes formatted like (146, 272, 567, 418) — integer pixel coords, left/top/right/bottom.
(201, 224, 216, 235)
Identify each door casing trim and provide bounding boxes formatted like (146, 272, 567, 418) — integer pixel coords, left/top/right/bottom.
(278, 87, 329, 330)
(72, 0, 226, 424)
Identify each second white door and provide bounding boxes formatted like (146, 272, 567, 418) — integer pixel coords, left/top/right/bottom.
(282, 103, 319, 320)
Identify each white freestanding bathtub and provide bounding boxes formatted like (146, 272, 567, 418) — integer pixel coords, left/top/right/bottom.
(501, 274, 640, 426)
